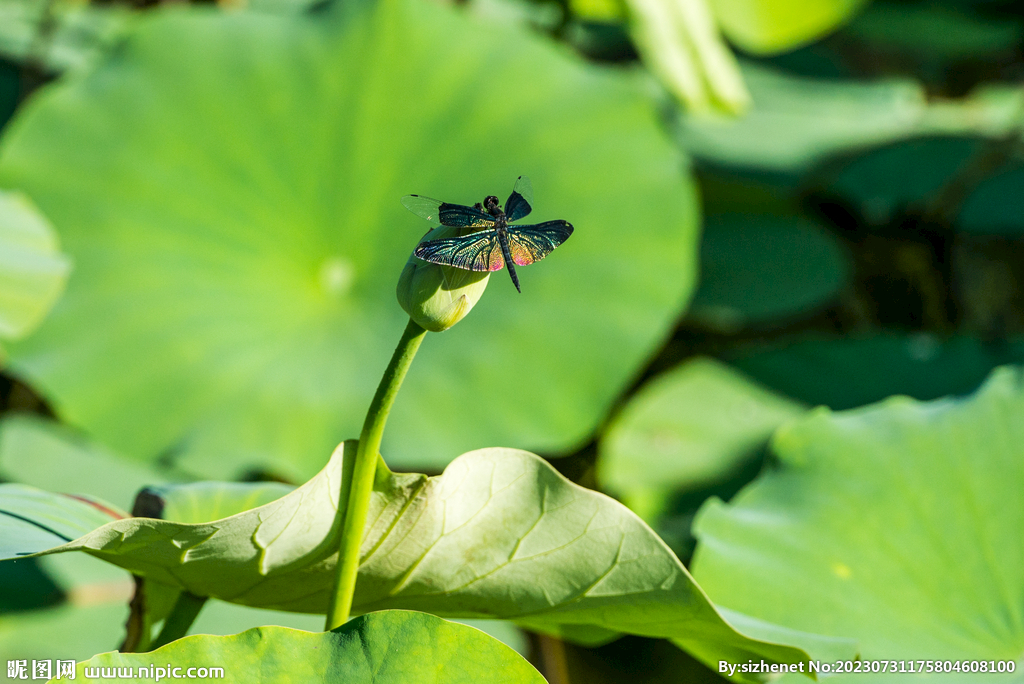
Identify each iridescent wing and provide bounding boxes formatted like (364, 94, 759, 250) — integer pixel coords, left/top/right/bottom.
(505, 220, 574, 265)
(414, 230, 505, 272)
(504, 175, 534, 223)
(402, 195, 495, 228)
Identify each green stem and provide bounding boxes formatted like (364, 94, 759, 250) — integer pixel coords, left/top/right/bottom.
(325, 318, 427, 630)
(150, 592, 207, 650)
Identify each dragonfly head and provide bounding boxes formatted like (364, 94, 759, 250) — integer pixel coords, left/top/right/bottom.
(483, 195, 502, 216)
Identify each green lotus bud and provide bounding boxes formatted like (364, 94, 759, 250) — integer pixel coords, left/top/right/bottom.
(397, 227, 490, 332)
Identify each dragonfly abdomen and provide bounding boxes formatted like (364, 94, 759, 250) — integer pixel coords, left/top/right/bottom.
(496, 228, 521, 293)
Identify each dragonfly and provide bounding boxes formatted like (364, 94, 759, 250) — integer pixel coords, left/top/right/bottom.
(401, 176, 573, 293)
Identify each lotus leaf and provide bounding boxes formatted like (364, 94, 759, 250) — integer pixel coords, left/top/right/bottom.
(692, 366, 1024, 681)
(0, 0, 699, 478)
(0, 442, 812, 679)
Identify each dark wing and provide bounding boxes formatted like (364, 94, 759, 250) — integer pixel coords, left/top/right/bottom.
(402, 195, 495, 228)
(506, 220, 574, 266)
(504, 175, 534, 223)
(414, 230, 505, 272)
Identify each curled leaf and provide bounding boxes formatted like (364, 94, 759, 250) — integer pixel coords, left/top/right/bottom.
(1, 442, 812, 678)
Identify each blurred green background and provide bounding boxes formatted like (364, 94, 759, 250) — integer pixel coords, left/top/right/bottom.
(1, 0, 1023, 679)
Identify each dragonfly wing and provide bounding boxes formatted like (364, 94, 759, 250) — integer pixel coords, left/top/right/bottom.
(506, 220, 573, 265)
(504, 175, 534, 223)
(401, 195, 446, 224)
(414, 230, 505, 272)
(402, 195, 495, 228)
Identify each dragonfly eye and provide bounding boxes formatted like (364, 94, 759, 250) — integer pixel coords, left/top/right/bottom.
(483, 195, 501, 215)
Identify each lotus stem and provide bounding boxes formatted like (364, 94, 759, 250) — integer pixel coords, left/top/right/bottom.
(325, 318, 427, 630)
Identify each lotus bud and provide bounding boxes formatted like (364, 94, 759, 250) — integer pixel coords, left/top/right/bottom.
(396, 226, 490, 332)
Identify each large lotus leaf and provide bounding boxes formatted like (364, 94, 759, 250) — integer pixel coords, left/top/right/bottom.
(598, 357, 805, 502)
(0, 190, 70, 344)
(688, 212, 851, 329)
(708, 0, 869, 54)
(0, 441, 813, 677)
(0, 0, 698, 479)
(676, 63, 1024, 172)
(727, 334, 1024, 410)
(691, 366, 1024, 681)
(65, 611, 545, 684)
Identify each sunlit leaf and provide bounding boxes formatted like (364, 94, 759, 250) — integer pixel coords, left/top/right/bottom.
(708, 0, 869, 54)
(0, 190, 69, 345)
(692, 366, 1024, 680)
(0, 0, 699, 477)
(0, 442, 812, 677)
(67, 611, 545, 684)
(569, 0, 626, 22)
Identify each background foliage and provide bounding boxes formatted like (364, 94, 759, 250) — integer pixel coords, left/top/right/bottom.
(1, 0, 1023, 680)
